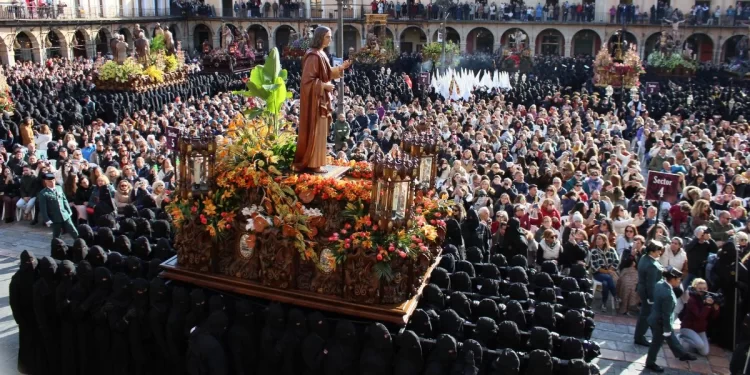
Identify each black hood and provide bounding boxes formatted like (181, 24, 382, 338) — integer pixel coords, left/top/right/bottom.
(106, 251, 124, 273)
(171, 286, 190, 313)
(394, 330, 423, 375)
(71, 238, 89, 263)
(428, 334, 457, 364)
(50, 238, 68, 260)
(96, 227, 115, 250)
(76, 260, 94, 290)
(201, 310, 228, 339)
(307, 311, 329, 339)
(366, 322, 392, 350)
(430, 267, 450, 289)
(133, 236, 152, 260)
(476, 299, 500, 322)
(266, 303, 285, 331)
(448, 291, 472, 320)
(86, 245, 108, 268)
(147, 258, 162, 280)
(125, 256, 142, 278)
(94, 267, 113, 291)
(475, 316, 498, 347)
(114, 235, 132, 255)
(407, 309, 433, 338)
(20, 250, 37, 271)
(208, 294, 225, 313)
(77, 224, 95, 245)
(38, 256, 58, 281)
(149, 277, 169, 312)
(287, 308, 308, 338)
(438, 309, 464, 340)
(109, 272, 131, 307)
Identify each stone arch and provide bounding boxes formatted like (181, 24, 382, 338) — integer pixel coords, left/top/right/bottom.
(118, 27, 133, 45)
(72, 29, 89, 58)
(168, 24, 180, 42)
(571, 29, 601, 57)
(274, 24, 296, 50)
(334, 25, 361, 56)
(432, 27, 460, 45)
(500, 27, 530, 50)
(247, 24, 269, 53)
(0, 37, 9, 66)
(467, 27, 494, 54)
(608, 30, 637, 53)
(14, 31, 39, 63)
(535, 28, 564, 56)
(193, 24, 213, 50)
(371, 25, 394, 40)
(685, 33, 713, 62)
(96, 28, 113, 55)
(398, 26, 427, 53)
(643, 32, 662, 60)
(45, 29, 66, 59)
(722, 35, 746, 63)
(218, 24, 240, 47)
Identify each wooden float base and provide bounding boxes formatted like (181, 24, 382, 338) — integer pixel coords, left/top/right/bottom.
(159, 254, 441, 325)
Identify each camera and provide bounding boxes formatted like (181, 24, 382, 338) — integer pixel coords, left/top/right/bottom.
(688, 287, 724, 306)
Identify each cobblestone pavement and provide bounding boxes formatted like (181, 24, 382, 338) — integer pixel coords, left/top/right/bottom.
(0, 221, 737, 374)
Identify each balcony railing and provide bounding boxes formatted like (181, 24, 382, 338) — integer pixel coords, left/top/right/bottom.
(0, 5, 177, 20)
(202, 2, 750, 27)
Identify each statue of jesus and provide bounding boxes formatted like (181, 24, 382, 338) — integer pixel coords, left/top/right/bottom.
(293, 26, 352, 173)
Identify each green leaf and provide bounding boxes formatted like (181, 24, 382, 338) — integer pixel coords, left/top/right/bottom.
(263, 48, 282, 82)
(373, 262, 394, 281)
(279, 69, 288, 81)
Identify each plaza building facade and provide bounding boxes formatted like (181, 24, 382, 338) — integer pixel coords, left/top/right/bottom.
(0, 0, 745, 66)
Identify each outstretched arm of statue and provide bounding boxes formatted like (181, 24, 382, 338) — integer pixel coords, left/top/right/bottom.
(330, 60, 353, 80)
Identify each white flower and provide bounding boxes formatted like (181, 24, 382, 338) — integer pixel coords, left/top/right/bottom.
(245, 221, 254, 231)
(303, 206, 323, 217)
(241, 205, 263, 217)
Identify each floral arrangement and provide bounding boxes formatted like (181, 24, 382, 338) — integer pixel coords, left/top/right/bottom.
(144, 65, 165, 83)
(421, 41, 460, 68)
(647, 52, 697, 71)
(0, 71, 14, 113)
(331, 159, 374, 179)
(351, 38, 397, 65)
(594, 45, 644, 88)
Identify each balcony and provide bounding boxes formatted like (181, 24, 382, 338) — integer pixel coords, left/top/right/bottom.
(197, 2, 750, 29)
(0, 5, 178, 22)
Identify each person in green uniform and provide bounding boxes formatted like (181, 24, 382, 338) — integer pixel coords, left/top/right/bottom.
(38, 173, 78, 240)
(333, 113, 351, 151)
(634, 240, 665, 346)
(645, 267, 697, 372)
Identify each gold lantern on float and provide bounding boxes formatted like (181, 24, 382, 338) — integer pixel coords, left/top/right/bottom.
(177, 133, 216, 200)
(369, 151, 419, 232)
(401, 129, 440, 188)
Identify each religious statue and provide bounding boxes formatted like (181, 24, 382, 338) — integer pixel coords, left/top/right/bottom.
(115, 35, 129, 64)
(164, 30, 176, 56)
(202, 39, 212, 54)
(512, 30, 526, 50)
(222, 25, 234, 48)
(134, 32, 150, 65)
(293, 26, 353, 173)
(256, 39, 265, 54)
(366, 33, 379, 50)
(663, 19, 685, 39)
(154, 23, 164, 38)
(133, 24, 144, 40)
(110, 34, 120, 56)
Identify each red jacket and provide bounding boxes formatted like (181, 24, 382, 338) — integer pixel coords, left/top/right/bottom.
(669, 205, 688, 235)
(681, 294, 720, 333)
(530, 207, 562, 229)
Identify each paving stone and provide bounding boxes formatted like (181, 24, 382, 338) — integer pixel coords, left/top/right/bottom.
(688, 361, 713, 374)
(712, 366, 731, 374)
(666, 358, 691, 370)
(599, 348, 626, 361)
(708, 355, 730, 367)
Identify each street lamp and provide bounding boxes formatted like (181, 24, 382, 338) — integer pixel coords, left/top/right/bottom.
(336, 0, 345, 115)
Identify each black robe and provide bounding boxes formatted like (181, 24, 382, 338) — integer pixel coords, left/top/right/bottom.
(359, 323, 393, 375)
(323, 320, 359, 375)
(56, 260, 77, 375)
(32, 256, 60, 375)
(259, 304, 286, 375)
(393, 331, 423, 375)
(186, 310, 229, 375)
(129, 278, 151, 375)
(9, 250, 38, 374)
(69, 261, 95, 375)
(281, 309, 308, 375)
(166, 286, 190, 375)
(227, 300, 256, 375)
(148, 278, 171, 374)
(107, 273, 132, 375)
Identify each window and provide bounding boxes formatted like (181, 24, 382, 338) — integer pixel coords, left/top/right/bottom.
(541, 34, 560, 55)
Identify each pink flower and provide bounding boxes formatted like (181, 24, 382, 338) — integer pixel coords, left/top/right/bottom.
(332, 233, 339, 239)
(344, 243, 350, 249)
(430, 219, 436, 225)
(191, 206, 197, 213)
(399, 251, 407, 259)
(372, 225, 378, 231)
(411, 235, 419, 241)
(344, 223, 351, 229)
(340, 229, 347, 235)
(388, 246, 395, 252)
(376, 254, 383, 261)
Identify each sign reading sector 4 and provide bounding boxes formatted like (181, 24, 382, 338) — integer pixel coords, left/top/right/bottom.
(646, 171, 680, 204)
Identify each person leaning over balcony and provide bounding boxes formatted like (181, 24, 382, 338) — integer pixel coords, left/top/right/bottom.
(272, 0, 277, 17)
(727, 5, 736, 25)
